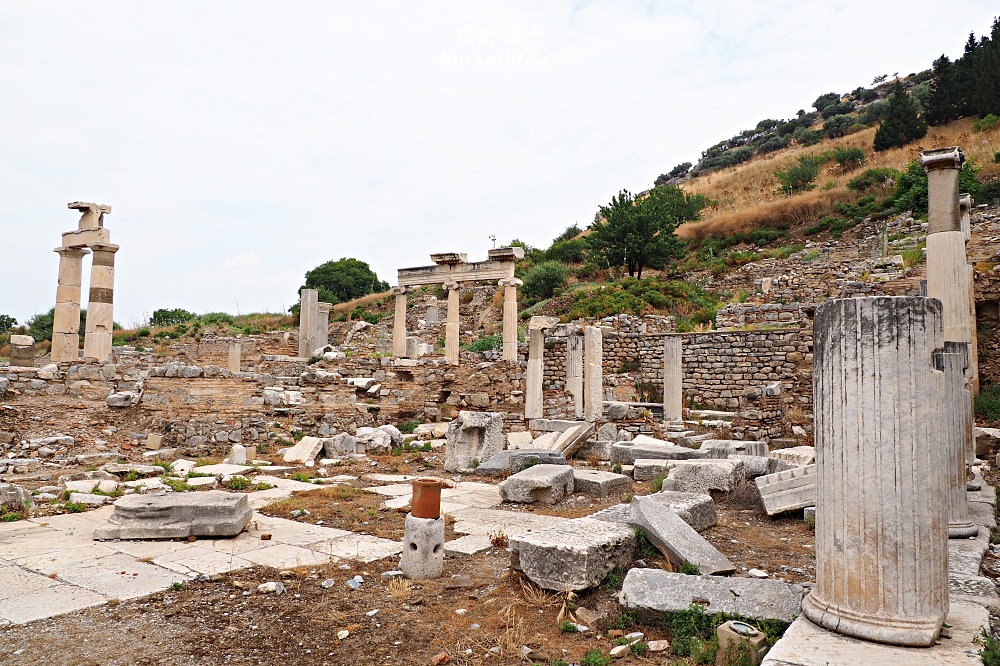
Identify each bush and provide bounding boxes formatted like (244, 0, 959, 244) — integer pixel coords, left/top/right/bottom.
(0, 314, 16, 334)
(792, 127, 821, 146)
(893, 160, 980, 216)
(832, 146, 865, 172)
(775, 156, 821, 194)
(857, 99, 889, 126)
(462, 334, 502, 353)
(824, 114, 854, 138)
(977, 114, 1000, 132)
(522, 261, 569, 300)
(150, 308, 196, 326)
(544, 238, 587, 264)
(975, 384, 1000, 423)
(848, 167, 900, 193)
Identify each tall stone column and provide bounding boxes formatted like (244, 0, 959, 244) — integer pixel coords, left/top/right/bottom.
(802, 296, 949, 647)
(298, 288, 319, 358)
(663, 336, 683, 421)
(391, 287, 408, 359)
(228, 342, 242, 373)
(499, 278, 522, 362)
(583, 326, 603, 423)
(82, 244, 119, 361)
(525, 327, 545, 420)
(51, 247, 89, 362)
(936, 341, 978, 538)
(444, 281, 460, 364)
(566, 334, 584, 419)
(960, 193, 980, 393)
(315, 302, 332, 350)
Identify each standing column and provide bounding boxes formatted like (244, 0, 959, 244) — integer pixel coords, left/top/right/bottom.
(391, 286, 408, 359)
(51, 247, 89, 362)
(525, 327, 545, 420)
(802, 296, 949, 647)
(960, 193, 980, 393)
(443, 281, 460, 364)
(583, 326, 603, 423)
(82, 244, 119, 361)
(499, 278, 522, 362)
(228, 342, 242, 373)
(297, 288, 319, 358)
(663, 336, 683, 421)
(315, 302, 332, 350)
(566, 334, 584, 419)
(936, 342, 978, 538)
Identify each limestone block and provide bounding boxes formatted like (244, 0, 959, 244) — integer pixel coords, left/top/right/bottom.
(975, 426, 1000, 457)
(573, 469, 631, 499)
(378, 424, 404, 447)
(770, 446, 815, 467)
(596, 423, 618, 441)
(700, 440, 768, 459)
(510, 517, 635, 591)
(629, 496, 734, 574)
(666, 459, 746, 493)
(106, 391, 139, 407)
(632, 459, 672, 482)
(401, 514, 444, 580)
(590, 491, 717, 532)
(0, 482, 30, 513)
(730, 455, 792, 479)
(355, 427, 392, 455)
(281, 436, 325, 464)
(444, 411, 504, 473)
(476, 449, 566, 477)
(94, 490, 253, 539)
(505, 431, 534, 450)
(551, 422, 595, 457)
(531, 432, 559, 450)
(145, 434, 164, 451)
(224, 444, 247, 465)
(619, 569, 803, 623)
(69, 492, 108, 506)
(611, 442, 705, 465)
(323, 433, 358, 457)
(755, 465, 816, 516)
(499, 464, 574, 504)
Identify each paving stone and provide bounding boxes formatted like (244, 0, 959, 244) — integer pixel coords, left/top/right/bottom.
(755, 465, 816, 516)
(189, 463, 253, 477)
(969, 501, 996, 530)
(511, 517, 635, 591)
(619, 569, 803, 622)
(449, 507, 567, 538)
(238, 543, 334, 568)
(444, 534, 493, 556)
(949, 528, 989, 578)
(154, 548, 257, 576)
(0, 578, 107, 624)
(53, 552, 184, 600)
(572, 469, 631, 500)
(949, 574, 1000, 613)
(309, 534, 402, 563)
(12, 542, 119, 575)
(476, 449, 567, 477)
(666, 459, 746, 493)
(629, 496, 734, 575)
(498, 464, 575, 504)
(93, 491, 252, 539)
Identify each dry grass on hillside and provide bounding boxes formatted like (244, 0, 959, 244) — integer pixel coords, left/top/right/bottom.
(332, 290, 393, 314)
(679, 118, 999, 240)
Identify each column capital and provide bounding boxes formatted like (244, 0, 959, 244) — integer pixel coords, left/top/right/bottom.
(959, 193, 973, 212)
(919, 146, 964, 172)
(442, 280, 460, 292)
(391, 286, 411, 296)
(498, 277, 523, 288)
(54, 246, 90, 257)
(89, 243, 120, 254)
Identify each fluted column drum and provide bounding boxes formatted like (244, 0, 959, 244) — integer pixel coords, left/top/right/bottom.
(936, 342, 977, 538)
(802, 296, 949, 647)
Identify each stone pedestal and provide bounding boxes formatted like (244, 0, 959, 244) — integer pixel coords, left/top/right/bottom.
(802, 296, 949, 647)
(51, 247, 89, 362)
(9, 335, 35, 367)
(583, 326, 603, 423)
(936, 342, 977, 538)
(425, 297, 439, 324)
(391, 287, 408, 359)
(567, 335, 584, 419)
(227, 342, 241, 373)
(298, 288, 319, 358)
(663, 336, 683, 421)
(444, 281, 460, 364)
(401, 513, 445, 579)
(82, 244, 119, 361)
(500, 278, 522, 362)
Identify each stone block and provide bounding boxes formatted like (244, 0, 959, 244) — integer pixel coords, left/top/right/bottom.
(770, 446, 815, 467)
(476, 449, 566, 477)
(145, 434, 164, 451)
(590, 491, 716, 532)
(667, 459, 747, 493)
(700, 440, 768, 459)
(755, 465, 816, 516)
(94, 491, 252, 539)
(69, 492, 108, 506)
(573, 469, 631, 499)
(323, 433, 358, 457)
(629, 496, 734, 575)
(551, 422, 596, 457)
(975, 426, 1000, 457)
(611, 442, 705, 465)
(0, 482, 30, 513)
(730, 455, 792, 479)
(619, 569, 803, 622)
(633, 459, 672, 482)
(510, 517, 635, 591)
(575, 440, 612, 461)
(355, 427, 392, 454)
(499, 464, 574, 504)
(444, 411, 504, 473)
(281, 436, 324, 464)
(531, 432, 559, 450)
(505, 431, 534, 450)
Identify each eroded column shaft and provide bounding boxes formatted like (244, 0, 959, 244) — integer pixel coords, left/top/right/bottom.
(663, 336, 683, 421)
(51, 247, 88, 362)
(82, 244, 118, 361)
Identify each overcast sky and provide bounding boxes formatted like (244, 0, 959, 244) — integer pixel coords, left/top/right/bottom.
(2, 1, 997, 327)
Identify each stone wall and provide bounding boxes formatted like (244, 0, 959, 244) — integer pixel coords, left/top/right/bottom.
(716, 303, 810, 330)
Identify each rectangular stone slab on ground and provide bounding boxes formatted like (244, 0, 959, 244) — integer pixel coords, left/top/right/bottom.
(510, 517, 635, 591)
(666, 459, 746, 493)
(619, 569, 803, 622)
(755, 465, 816, 516)
(498, 464, 574, 504)
(611, 442, 705, 465)
(590, 490, 717, 532)
(572, 468, 631, 499)
(629, 496, 734, 574)
(93, 491, 253, 539)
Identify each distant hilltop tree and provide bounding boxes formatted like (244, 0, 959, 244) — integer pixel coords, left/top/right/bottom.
(301, 257, 390, 306)
(873, 80, 927, 152)
(150, 308, 197, 326)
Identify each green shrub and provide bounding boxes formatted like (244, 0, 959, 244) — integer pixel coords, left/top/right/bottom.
(893, 160, 980, 216)
(629, 640, 648, 656)
(976, 114, 1000, 132)
(848, 167, 900, 193)
(544, 238, 587, 264)
(678, 561, 701, 575)
(462, 334, 503, 353)
(580, 650, 610, 666)
(977, 628, 1000, 666)
(832, 146, 865, 172)
(775, 156, 821, 194)
(650, 473, 664, 492)
(522, 261, 570, 300)
(975, 384, 1000, 422)
(634, 528, 660, 559)
(150, 308, 197, 326)
(601, 567, 625, 590)
(223, 476, 250, 490)
(397, 421, 420, 434)
(558, 621, 579, 633)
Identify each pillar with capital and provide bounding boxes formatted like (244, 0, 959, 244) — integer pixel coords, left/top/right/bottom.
(499, 277, 522, 362)
(443, 280, 460, 364)
(82, 243, 119, 361)
(51, 247, 89, 362)
(392, 286, 409, 358)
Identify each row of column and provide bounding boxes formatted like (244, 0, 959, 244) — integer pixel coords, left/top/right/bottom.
(524, 321, 601, 422)
(298, 288, 331, 358)
(392, 278, 522, 364)
(52, 244, 119, 363)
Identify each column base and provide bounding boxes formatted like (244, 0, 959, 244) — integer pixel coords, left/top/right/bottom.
(82, 331, 112, 361)
(949, 521, 979, 538)
(51, 332, 80, 363)
(801, 590, 944, 647)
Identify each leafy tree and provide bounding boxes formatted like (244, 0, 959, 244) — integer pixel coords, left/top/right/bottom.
(0, 314, 16, 334)
(820, 100, 855, 118)
(775, 156, 821, 194)
(858, 99, 889, 127)
(873, 81, 927, 151)
(668, 162, 693, 178)
(873, 74, 889, 85)
(150, 308, 197, 326)
(521, 261, 570, 300)
(544, 238, 587, 264)
(824, 114, 854, 138)
(552, 224, 582, 244)
(892, 160, 981, 215)
(28, 308, 86, 341)
(812, 92, 841, 112)
(588, 185, 707, 278)
(301, 258, 389, 306)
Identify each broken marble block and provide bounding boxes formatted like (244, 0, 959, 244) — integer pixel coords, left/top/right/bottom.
(510, 517, 635, 591)
(476, 449, 566, 477)
(629, 496, 734, 575)
(505, 431, 534, 450)
(282, 436, 324, 464)
(0, 482, 30, 514)
(573, 468, 631, 500)
(611, 441, 705, 465)
(666, 459, 747, 493)
(355, 427, 392, 455)
(730, 455, 792, 479)
(700, 440, 768, 458)
(93, 491, 252, 540)
(633, 459, 672, 482)
(769, 445, 816, 467)
(549, 422, 596, 458)
(590, 491, 717, 533)
(499, 464, 574, 504)
(619, 569, 803, 622)
(444, 411, 504, 472)
(323, 433, 359, 457)
(755, 464, 816, 516)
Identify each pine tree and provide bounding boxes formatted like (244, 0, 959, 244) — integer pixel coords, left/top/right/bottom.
(873, 81, 928, 152)
(924, 55, 961, 125)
